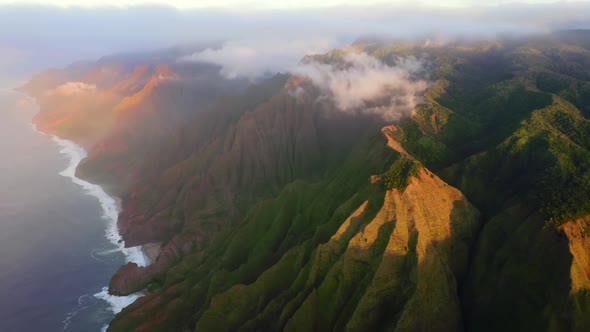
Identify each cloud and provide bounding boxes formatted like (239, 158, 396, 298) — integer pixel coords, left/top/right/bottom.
(47, 81, 97, 96)
(170, 2, 590, 80)
(180, 37, 339, 79)
(292, 53, 430, 122)
(1, 2, 590, 83)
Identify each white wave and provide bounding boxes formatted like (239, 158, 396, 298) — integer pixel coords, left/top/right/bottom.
(25, 92, 150, 330)
(95, 287, 144, 332)
(50, 136, 149, 267)
(91, 247, 122, 260)
(62, 294, 92, 331)
(29, 122, 44, 135)
(50, 137, 150, 331)
(94, 287, 143, 314)
(90, 247, 121, 264)
(49, 137, 150, 323)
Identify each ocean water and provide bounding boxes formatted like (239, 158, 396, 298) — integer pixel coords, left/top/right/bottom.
(0, 90, 147, 332)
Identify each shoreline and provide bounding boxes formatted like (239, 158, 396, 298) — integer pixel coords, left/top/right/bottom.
(113, 196, 161, 264)
(20, 92, 150, 266)
(142, 242, 162, 263)
(48, 128, 148, 327)
(19, 92, 152, 329)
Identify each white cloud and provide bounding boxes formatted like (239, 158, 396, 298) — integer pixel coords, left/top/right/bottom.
(2, 2, 590, 85)
(47, 81, 97, 96)
(179, 37, 340, 79)
(292, 53, 430, 121)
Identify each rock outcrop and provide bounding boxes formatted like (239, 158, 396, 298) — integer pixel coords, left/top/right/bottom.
(195, 168, 480, 331)
(561, 217, 590, 293)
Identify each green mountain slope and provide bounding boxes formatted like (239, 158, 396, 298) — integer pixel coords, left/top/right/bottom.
(371, 34, 590, 331)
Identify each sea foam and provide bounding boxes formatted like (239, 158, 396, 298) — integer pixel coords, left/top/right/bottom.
(50, 136, 149, 267)
(49, 136, 149, 315)
(28, 117, 148, 330)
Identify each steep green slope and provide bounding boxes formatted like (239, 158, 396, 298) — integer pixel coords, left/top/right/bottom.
(371, 34, 590, 331)
(107, 134, 396, 331)
(105, 33, 590, 331)
(109, 131, 480, 332)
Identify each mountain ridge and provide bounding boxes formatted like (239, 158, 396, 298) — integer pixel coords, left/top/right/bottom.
(22, 31, 590, 331)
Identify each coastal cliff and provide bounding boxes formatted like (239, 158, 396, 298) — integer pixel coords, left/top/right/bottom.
(23, 32, 590, 331)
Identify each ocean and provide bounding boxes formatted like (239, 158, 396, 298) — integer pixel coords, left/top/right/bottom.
(0, 89, 147, 332)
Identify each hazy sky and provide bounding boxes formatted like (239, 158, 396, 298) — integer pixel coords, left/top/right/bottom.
(0, 1, 589, 85)
(0, 0, 584, 9)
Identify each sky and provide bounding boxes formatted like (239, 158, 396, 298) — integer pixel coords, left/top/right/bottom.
(0, 0, 583, 9)
(0, 0, 589, 85)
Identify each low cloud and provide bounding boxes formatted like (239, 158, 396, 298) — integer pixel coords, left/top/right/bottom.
(2, 2, 590, 84)
(180, 37, 339, 79)
(292, 53, 430, 122)
(47, 82, 97, 96)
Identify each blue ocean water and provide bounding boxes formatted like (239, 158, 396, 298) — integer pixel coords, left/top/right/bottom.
(0, 90, 146, 332)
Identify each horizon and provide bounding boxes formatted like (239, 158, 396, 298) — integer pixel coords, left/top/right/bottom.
(1, 0, 582, 10)
(2, 0, 590, 85)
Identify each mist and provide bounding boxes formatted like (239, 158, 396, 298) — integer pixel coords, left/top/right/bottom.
(292, 53, 430, 121)
(47, 82, 97, 97)
(1, 1, 589, 85)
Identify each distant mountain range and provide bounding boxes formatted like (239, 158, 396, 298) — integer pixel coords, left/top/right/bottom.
(22, 30, 590, 331)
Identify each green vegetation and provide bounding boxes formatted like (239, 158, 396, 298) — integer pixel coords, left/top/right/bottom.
(537, 105, 590, 226)
(380, 155, 419, 191)
(377, 34, 590, 332)
(109, 133, 398, 332)
(372, 41, 590, 228)
(105, 32, 590, 332)
(147, 280, 164, 292)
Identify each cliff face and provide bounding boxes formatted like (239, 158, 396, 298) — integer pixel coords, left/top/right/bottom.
(562, 217, 590, 293)
(560, 218, 590, 332)
(192, 170, 479, 332)
(116, 81, 381, 248)
(282, 169, 479, 332)
(76, 61, 250, 195)
(31, 86, 120, 148)
(105, 78, 386, 299)
(381, 34, 590, 331)
(106, 127, 480, 332)
(24, 53, 250, 195)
